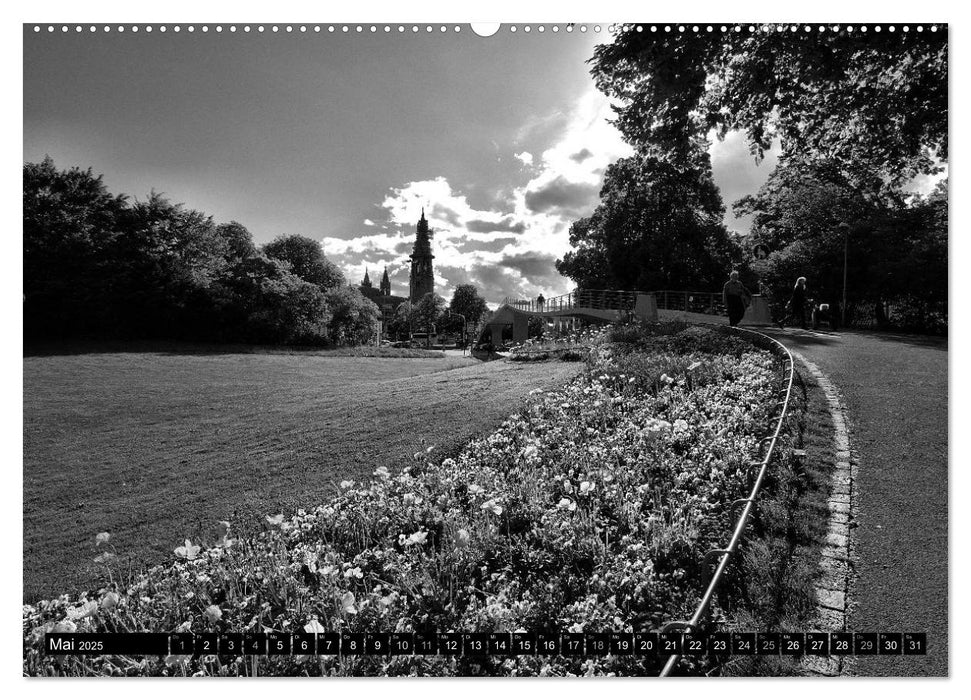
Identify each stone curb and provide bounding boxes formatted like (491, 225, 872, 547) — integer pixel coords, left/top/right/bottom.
(791, 352, 857, 677)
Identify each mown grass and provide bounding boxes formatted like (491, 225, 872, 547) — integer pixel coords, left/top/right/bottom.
(23, 350, 578, 602)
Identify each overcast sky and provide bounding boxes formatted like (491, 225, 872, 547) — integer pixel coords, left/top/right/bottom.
(24, 24, 778, 303)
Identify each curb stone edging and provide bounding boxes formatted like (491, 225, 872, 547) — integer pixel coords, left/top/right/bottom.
(791, 352, 858, 677)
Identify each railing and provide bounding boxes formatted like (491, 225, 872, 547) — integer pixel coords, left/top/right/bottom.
(658, 325, 796, 677)
(502, 289, 640, 314)
(652, 290, 726, 317)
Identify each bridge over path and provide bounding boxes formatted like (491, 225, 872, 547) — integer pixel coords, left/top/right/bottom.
(480, 289, 772, 345)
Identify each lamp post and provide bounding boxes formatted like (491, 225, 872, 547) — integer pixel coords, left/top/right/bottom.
(839, 222, 850, 328)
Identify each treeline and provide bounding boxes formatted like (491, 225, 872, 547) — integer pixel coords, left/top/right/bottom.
(556, 26, 948, 334)
(737, 161, 948, 334)
(24, 157, 378, 346)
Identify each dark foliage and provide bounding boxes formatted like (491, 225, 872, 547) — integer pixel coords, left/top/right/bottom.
(23, 158, 372, 346)
(556, 155, 741, 291)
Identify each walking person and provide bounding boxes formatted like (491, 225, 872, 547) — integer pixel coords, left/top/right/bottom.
(722, 271, 752, 327)
(780, 276, 809, 330)
(536, 293, 545, 311)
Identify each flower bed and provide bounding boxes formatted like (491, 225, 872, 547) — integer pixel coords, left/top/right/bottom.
(23, 326, 784, 677)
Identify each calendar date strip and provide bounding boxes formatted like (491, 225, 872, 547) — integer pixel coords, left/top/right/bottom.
(44, 631, 926, 657)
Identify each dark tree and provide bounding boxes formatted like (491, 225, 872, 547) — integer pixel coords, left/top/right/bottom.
(23, 159, 339, 346)
(325, 286, 379, 346)
(23, 157, 127, 338)
(262, 234, 346, 290)
(448, 284, 489, 328)
(740, 160, 947, 331)
(590, 25, 947, 196)
(556, 155, 740, 291)
(411, 293, 446, 346)
(386, 301, 412, 341)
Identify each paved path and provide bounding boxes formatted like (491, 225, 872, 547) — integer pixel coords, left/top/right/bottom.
(767, 328, 948, 677)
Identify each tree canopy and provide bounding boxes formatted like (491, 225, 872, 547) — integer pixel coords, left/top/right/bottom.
(590, 25, 947, 196)
(262, 234, 346, 290)
(411, 293, 446, 344)
(23, 158, 373, 346)
(555, 154, 741, 291)
(740, 159, 947, 331)
(448, 284, 489, 328)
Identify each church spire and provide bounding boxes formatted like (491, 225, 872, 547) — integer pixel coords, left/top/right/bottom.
(362, 267, 372, 288)
(409, 208, 435, 303)
(380, 266, 391, 296)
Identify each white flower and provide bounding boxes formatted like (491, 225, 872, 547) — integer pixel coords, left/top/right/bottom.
(67, 601, 98, 620)
(340, 592, 357, 615)
(203, 605, 222, 624)
(374, 466, 390, 479)
(453, 528, 470, 550)
(344, 566, 364, 579)
(304, 619, 326, 634)
(579, 481, 594, 495)
(265, 514, 284, 527)
(339, 480, 354, 489)
(557, 498, 577, 512)
(95, 532, 111, 547)
(402, 531, 428, 547)
(673, 419, 689, 432)
(174, 539, 201, 560)
(100, 591, 120, 610)
(480, 499, 503, 516)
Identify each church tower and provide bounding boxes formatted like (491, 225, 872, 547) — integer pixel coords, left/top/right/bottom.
(380, 267, 391, 296)
(408, 208, 435, 303)
(361, 268, 372, 290)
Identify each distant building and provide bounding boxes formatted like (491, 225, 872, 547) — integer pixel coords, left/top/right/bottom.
(408, 208, 435, 303)
(358, 209, 437, 341)
(360, 267, 407, 340)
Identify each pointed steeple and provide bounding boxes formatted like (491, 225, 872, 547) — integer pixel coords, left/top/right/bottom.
(362, 267, 372, 288)
(380, 266, 391, 296)
(409, 207, 435, 302)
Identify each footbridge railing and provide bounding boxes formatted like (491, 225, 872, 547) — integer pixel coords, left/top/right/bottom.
(653, 290, 727, 317)
(502, 289, 640, 314)
(502, 289, 730, 316)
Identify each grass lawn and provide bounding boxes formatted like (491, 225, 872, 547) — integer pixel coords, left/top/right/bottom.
(23, 349, 579, 602)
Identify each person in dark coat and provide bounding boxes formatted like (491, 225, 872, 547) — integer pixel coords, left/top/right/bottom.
(722, 271, 752, 327)
(785, 277, 808, 329)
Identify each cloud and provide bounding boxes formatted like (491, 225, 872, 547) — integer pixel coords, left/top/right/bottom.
(465, 217, 526, 234)
(514, 151, 533, 166)
(570, 148, 594, 163)
(321, 87, 633, 304)
(708, 129, 779, 233)
(363, 218, 376, 226)
(524, 176, 600, 217)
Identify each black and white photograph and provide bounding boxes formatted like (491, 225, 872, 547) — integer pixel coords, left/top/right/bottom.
(17, 3, 955, 684)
